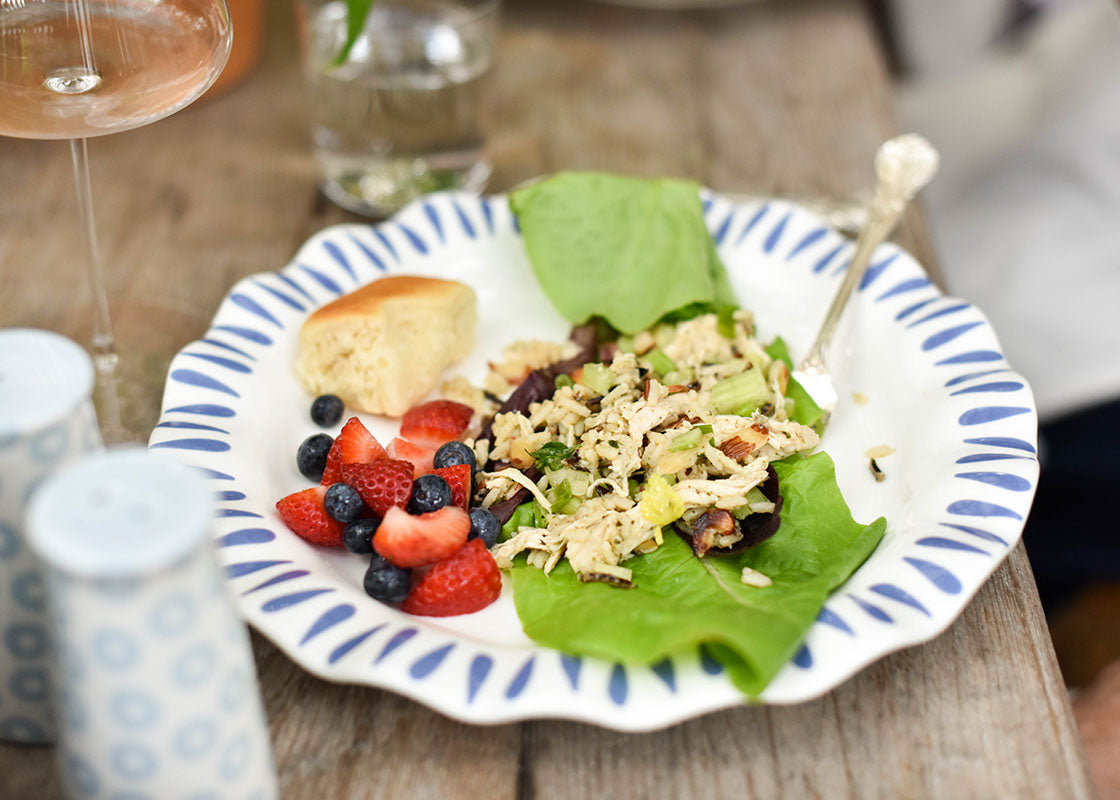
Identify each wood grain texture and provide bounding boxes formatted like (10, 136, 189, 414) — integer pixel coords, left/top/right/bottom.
(0, 0, 1095, 798)
(520, 545, 1094, 800)
(251, 633, 522, 799)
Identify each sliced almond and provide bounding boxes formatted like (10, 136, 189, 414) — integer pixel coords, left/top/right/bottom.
(718, 436, 755, 461)
(656, 450, 697, 475)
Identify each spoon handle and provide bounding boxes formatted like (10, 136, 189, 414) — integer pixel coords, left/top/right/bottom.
(799, 133, 940, 373)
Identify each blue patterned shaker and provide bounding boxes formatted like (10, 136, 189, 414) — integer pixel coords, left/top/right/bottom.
(26, 448, 278, 799)
(0, 329, 102, 743)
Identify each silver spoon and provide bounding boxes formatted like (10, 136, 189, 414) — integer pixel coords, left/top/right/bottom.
(792, 133, 940, 424)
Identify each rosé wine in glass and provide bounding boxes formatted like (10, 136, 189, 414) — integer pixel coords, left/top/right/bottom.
(0, 0, 231, 442)
(0, 0, 231, 139)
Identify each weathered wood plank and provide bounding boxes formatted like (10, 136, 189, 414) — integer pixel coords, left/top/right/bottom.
(521, 547, 1095, 800)
(251, 633, 522, 799)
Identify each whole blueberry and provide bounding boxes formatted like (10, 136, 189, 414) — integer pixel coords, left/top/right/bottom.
(310, 394, 345, 427)
(468, 507, 501, 548)
(324, 482, 365, 523)
(433, 440, 477, 473)
(296, 433, 333, 481)
(343, 518, 379, 554)
(364, 556, 411, 604)
(408, 474, 452, 514)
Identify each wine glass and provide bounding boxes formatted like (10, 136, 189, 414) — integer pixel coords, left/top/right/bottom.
(0, 0, 232, 441)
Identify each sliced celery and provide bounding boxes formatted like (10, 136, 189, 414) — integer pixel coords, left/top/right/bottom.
(732, 487, 776, 519)
(580, 362, 614, 395)
(547, 467, 592, 498)
(711, 366, 770, 415)
(548, 479, 581, 515)
(668, 429, 703, 451)
(644, 347, 676, 377)
(662, 367, 695, 387)
(744, 486, 769, 506)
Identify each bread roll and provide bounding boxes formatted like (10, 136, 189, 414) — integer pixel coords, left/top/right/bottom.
(296, 276, 477, 417)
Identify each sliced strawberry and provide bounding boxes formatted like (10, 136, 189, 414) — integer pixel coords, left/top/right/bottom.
(400, 400, 473, 448)
(387, 437, 435, 477)
(322, 416, 387, 485)
(373, 506, 470, 568)
(430, 464, 471, 510)
(275, 486, 344, 547)
(401, 539, 502, 616)
(340, 459, 414, 517)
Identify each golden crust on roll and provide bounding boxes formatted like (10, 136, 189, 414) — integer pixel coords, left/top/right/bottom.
(295, 276, 477, 417)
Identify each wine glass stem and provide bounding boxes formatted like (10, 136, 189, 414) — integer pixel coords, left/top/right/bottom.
(69, 138, 114, 366)
(69, 136, 126, 443)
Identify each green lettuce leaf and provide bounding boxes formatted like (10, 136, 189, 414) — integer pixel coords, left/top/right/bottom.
(509, 172, 737, 335)
(765, 337, 827, 432)
(509, 451, 885, 697)
(500, 500, 546, 541)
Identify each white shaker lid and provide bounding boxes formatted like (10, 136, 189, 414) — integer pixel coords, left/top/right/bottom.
(26, 448, 214, 578)
(0, 328, 95, 437)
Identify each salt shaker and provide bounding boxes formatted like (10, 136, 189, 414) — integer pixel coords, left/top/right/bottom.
(0, 328, 102, 743)
(26, 448, 279, 799)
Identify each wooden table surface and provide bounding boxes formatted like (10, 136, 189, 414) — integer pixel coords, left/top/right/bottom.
(0, 0, 1098, 797)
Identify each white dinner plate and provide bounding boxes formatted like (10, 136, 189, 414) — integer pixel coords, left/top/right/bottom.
(149, 189, 1038, 730)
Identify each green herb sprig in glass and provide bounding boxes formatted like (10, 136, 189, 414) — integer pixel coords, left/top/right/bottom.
(336, 0, 374, 65)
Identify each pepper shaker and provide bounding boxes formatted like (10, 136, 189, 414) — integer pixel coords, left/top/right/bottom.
(26, 448, 279, 799)
(0, 329, 102, 743)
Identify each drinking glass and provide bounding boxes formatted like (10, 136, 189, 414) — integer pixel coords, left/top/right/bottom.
(296, 0, 500, 217)
(0, 0, 232, 441)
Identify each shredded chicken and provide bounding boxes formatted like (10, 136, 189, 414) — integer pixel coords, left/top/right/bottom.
(477, 312, 820, 584)
(489, 468, 553, 513)
(491, 495, 662, 584)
